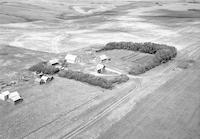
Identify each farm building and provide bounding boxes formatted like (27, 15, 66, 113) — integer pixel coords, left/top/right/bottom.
(41, 75, 54, 83)
(8, 91, 23, 104)
(48, 59, 59, 65)
(65, 54, 80, 64)
(99, 54, 111, 62)
(96, 64, 106, 73)
(0, 91, 10, 101)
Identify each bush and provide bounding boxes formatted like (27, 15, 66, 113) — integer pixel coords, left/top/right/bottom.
(97, 42, 177, 75)
(177, 59, 195, 69)
(58, 70, 129, 89)
(29, 61, 59, 74)
(110, 74, 129, 84)
(129, 64, 146, 75)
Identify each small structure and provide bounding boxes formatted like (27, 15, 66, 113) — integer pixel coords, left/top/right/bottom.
(96, 64, 106, 73)
(65, 54, 80, 64)
(99, 54, 111, 62)
(8, 91, 23, 104)
(48, 59, 59, 65)
(41, 75, 54, 83)
(0, 91, 10, 101)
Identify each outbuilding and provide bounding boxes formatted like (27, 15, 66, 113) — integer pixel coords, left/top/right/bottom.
(0, 91, 10, 101)
(48, 59, 59, 65)
(99, 54, 111, 62)
(41, 75, 54, 83)
(96, 64, 106, 73)
(65, 54, 80, 64)
(8, 91, 23, 104)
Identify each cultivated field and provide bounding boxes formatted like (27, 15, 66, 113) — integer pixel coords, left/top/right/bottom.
(0, 0, 200, 139)
(97, 50, 155, 72)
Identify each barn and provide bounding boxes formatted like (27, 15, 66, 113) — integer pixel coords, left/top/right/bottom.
(65, 54, 80, 64)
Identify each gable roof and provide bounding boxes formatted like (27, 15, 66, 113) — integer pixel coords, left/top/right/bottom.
(1, 91, 10, 96)
(65, 54, 79, 63)
(9, 91, 20, 99)
(10, 95, 22, 102)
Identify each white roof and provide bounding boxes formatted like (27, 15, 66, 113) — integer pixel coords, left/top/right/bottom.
(49, 59, 59, 64)
(1, 91, 10, 96)
(0, 91, 10, 100)
(41, 76, 49, 81)
(96, 64, 105, 70)
(99, 55, 109, 60)
(65, 54, 77, 60)
(10, 95, 21, 102)
(9, 91, 20, 99)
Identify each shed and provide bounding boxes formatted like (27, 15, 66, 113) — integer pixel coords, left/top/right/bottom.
(99, 54, 111, 62)
(0, 91, 10, 101)
(96, 64, 106, 73)
(41, 75, 54, 83)
(48, 59, 59, 65)
(8, 91, 22, 104)
(65, 54, 80, 64)
(41, 76, 49, 83)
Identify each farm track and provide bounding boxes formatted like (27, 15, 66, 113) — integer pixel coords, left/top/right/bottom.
(60, 81, 140, 139)
(19, 79, 138, 139)
(21, 96, 98, 139)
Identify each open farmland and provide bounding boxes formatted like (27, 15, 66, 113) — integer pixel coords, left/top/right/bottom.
(0, 0, 200, 139)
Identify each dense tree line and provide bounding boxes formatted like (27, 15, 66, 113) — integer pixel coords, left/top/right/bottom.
(29, 62, 59, 75)
(97, 42, 177, 75)
(58, 70, 129, 89)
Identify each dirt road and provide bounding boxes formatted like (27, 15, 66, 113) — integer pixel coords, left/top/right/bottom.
(98, 62, 200, 139)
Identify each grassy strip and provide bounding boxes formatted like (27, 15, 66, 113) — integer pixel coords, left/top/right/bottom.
(97, 42, 177, 75)
(58, 70, 129, 89)
(29, 62, 59, 75)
